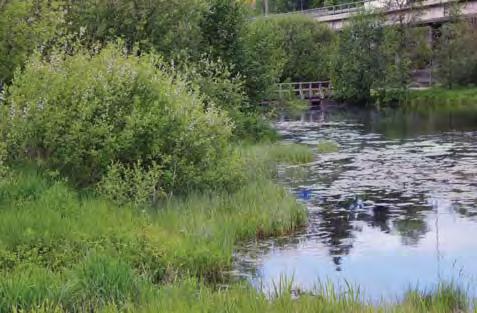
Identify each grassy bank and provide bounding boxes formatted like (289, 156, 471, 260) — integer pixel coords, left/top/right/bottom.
(0, 144, 310, 312)
(407, 87, 477, 107)
(1, 143, 475, 312)
(1, 274, 474, 313)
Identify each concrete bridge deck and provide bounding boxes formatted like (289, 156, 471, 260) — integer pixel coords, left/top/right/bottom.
(275, 0, 477, 30)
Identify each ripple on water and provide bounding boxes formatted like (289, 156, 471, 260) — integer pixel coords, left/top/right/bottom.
(234, 108, 477, 302)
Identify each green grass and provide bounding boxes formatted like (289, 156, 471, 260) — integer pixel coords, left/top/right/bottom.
(1, 145, 476, 312)
(0, 148, 307, 311)
(407, 87, 477, 108)
(2, 277, 475, 313)
(316, 140, 340, 153)
(0, 168, 305, 276)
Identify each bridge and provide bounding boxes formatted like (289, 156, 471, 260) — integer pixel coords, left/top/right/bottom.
(276, 81, 333, 104)
(275, 0, 477, 30)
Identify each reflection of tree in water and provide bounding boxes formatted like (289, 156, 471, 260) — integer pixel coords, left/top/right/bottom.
(394, 217, 428, 246)
(387, 200, 430, 246)
(316, 205, 355, 271)
(453, 201, 477, 221)
(357, 205, 392, 233)
(364, 107, 477, 139)
(311, 192, 432, 271)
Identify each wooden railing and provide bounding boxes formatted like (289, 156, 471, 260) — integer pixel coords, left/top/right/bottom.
(276, 81, 333, 100)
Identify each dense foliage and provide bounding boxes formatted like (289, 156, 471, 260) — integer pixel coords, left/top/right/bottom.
(0, 0, 61, 84)
(332, 14, 386, 104)
(242, 14, 335, 101)
(275, 15, 335, 82)
(2, 0, 477, 311)
(434, 16, 477, 88)
(0, 142, 7, 178)
(239, 18, 286, 102)
(64, 0, 208, 59)
(3, 46, 242, 201)
(254, 0, 353, 13)
(200, 0, 247, 65)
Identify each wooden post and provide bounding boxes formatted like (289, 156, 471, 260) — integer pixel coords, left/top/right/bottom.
(308, 82, 312, 99)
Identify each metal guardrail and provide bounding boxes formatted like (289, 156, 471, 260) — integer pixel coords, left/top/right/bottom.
(272, 0, 427, 18)
(278, 0, 368, 17)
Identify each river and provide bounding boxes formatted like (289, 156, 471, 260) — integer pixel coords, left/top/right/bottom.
(234, 105, 477, 302)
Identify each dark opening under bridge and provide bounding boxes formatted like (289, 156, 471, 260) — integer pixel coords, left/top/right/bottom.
(273, 0, 477, 30)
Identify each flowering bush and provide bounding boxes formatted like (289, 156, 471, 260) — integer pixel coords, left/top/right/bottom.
(3, 45, 243, 202)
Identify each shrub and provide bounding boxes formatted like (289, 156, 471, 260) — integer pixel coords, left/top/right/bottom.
(0, 0, 62, 84)
(274, 15, 335, 82)
(64, 0, 208, 59)
(232, 113, 279, 143)
(435, 18, 477, 88)
(3, 45, 242, 201)
(97, 161, 165, 207)
(331, 14, 386, 104)
(181, 58, 248, 113)
(240, 17, 286, 103)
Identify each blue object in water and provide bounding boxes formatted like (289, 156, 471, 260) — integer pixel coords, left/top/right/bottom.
(298, 188, 312, 200)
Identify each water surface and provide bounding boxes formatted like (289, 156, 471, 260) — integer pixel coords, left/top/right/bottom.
(234, 106, 477, 302)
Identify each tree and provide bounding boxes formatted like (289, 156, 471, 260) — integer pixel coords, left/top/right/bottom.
(434, 5, 477, 88)
(64, 0, 208, 59)
(239, 15, 335, 104)
(0, 0, 61, 84)
(331, 14, 387, 104)
(240, 18, 286, 103)
(275, 15, 335, 82)
(200, 0, 247, 66)
(378, 0, 426, 102)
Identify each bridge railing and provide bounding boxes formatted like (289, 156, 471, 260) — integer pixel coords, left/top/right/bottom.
(276, 81, 333, 100)
(275, 0, 416, 18)
(278, 0, 368, 17)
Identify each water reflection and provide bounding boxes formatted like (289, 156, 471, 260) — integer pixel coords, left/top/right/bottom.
(235, 106, 477, 301)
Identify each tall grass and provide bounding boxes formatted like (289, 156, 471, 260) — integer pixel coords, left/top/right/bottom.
(407, 87, 477, 107)
(0, 154, 307, 311)
(237, 143, 314, 181)
(316, 140, 340, 153)
(0, 168, 305, 273)
(1, 146, 475, 312)
(2, 278, 475, 313)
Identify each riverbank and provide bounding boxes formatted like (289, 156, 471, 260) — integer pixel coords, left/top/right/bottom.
(1, 143, 476, 312)
(407, 87, 477, 107)
(0, 144, 310, 311)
